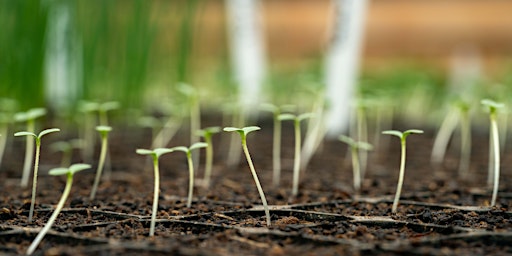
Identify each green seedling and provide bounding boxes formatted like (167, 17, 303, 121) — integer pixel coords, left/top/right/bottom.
(136, 148, 174, 236)
(138, 116, 163, 146)
(197, 127, 221, 188)
(457, 100, 472, 178)
(169, 142, 208, 207)
(98, 101, 120, 126)
(278, 113, 314, 197)
(50, 139, 83, 167)
(0, 113, 13, 168)
(14, 108, 47, 187)
(14, 128, 60, 223)
(78, 101, 100, 162)
(223, 126, 271, 226)
(481, 99, 504, 207)
(89, 126, 112, 200)
(26, 164, 91, 255)
(338, 135, 373, 191)
(382, 129, 423, 213)
(261, 103, 295, 187)
(177, 83, 201, 169)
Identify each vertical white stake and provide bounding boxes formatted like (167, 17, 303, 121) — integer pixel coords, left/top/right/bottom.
(324, 0, 368, 137)
(44, 1, 82, 113)
(225, 0, 266, 113)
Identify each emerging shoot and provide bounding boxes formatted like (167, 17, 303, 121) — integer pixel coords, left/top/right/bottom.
(223, 126, 271, 226)
(169, 142, 208, 207)
(136, 148, 174, 236)
(382, 129, 423, 213)
(197, 127, 221, 188)
(338, 135, 373, 191)
(98, 101, 120, 126)
(278, 113, 314, 197)
(26, 163, 91, 255)
(14, 108, 47, 187)
(481, 99, 504, 207)
(14, 128, 60, 223)
(89, 126, 112, 200)
(50, 139, 83, 167)
(260, 103, 295, 187)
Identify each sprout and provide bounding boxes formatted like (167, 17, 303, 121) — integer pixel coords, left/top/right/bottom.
(223, 126, 271, 226)
(169, 142, 208, 207)
(138, 116, 163, 146)
(382, 129, 423, 213)
(278, 113, 314, 197)
(14, 128, 60, 223)
(98, 101, 120, 126)
(338, 135, 373, 191)
(197, 127, 221, 188)
(26, 164, 91, 255)
(78, 101, 100, 162)
(89, 126, 112, 200)
(0, 112, 13, 168)
(50, 139, 83, 167)
(260, 103, 295, 187)
(14, 108, 47, 187)
(481, 99, 504, 207)
(136, 148, 174, 236)
(177, 83, 201, 169)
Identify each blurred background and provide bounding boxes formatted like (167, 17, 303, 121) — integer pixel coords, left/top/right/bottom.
(1, 0, 512, 115)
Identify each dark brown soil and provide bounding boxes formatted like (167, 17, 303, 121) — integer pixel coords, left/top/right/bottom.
(1, 115, 512, 255)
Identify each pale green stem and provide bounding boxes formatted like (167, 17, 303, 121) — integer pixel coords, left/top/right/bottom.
(90, 135, 108, 200)
(431, 108, 459, 165)
(21, 120, 35, 187)
(150, 156, 159, 237)
(272, 115, 282, 187)
(292, 120, 301, 197)
(487, 129, 494, 188)
(357, 107, 368, 179)
(28, 139, 41, 223)
(82, 113, 95, 162)
(392, 138, 406, 213)
(458, 110, 471, 178)
(204, 136, 213, 188)
(190, 99, 201, 171)
(186, 152, 194, 208)
(0, 124, 7, 167)
(26, 173, 73, 255)
(227, 111, 243, 167)
(242, 138, 271, 227)
(490, 115, 500, 207)
(351, 147, 361, 191)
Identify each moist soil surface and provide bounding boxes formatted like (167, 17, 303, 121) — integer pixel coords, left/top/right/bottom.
(1, 115, 512, 255)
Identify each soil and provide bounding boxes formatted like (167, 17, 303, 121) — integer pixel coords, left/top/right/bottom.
(1, 114, 512, 255)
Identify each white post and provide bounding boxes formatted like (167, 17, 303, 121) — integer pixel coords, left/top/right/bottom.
(324, 0, 368, 137)
(225, 0, 266, 113)
(44, 1, 82, 114)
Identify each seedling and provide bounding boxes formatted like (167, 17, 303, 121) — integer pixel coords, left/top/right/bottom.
(14, 108, 47, 187)
(481, 99, 504, 207)
(338, 135, 373, 191)
(223, 126, 271, 226)
(169, 142, 208, 207)
(278, 113, 314, 197)
(177, 83, 201, 169)
(260, 103, 295, 187)
(89, 126, 112, 200)
(26, 163, 91, 255)
(382, 129, 423, 213)
(98, 101, 120, 126)
(50, 139, 83, 167)
(197, 127, 221, 188)
(14, 128, 60, 223)
(136, 148, 174, 236)
(138, 116, 163, 146)
(0, 113, 13, 168)
(78, 101, 100, 162)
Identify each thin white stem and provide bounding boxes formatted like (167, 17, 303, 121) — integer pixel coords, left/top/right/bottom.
(431, 108, 459, 165)
(272, 116, 281, 187)
(242, 140, 271, 227)
(204, 136, 213, 188)
(458, 110, 471, 178)
(149, 157, 160, 236)
(186, 153, 194, 208)
(491, 117, 500, 207)
(351, 147, 361, 191)
(90, 135, 108, 200)
(26, 173, 73, 255)
(190, 99, 201, 171)
(292, 120, 301, 197)
(357, 107, 368, 179)
(487, 128, 494, 188)
(28, 139, 41, 223)
(21, 120, 35, 187)
(392, 139, 406, 213)
(0, 124, 7, 167)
